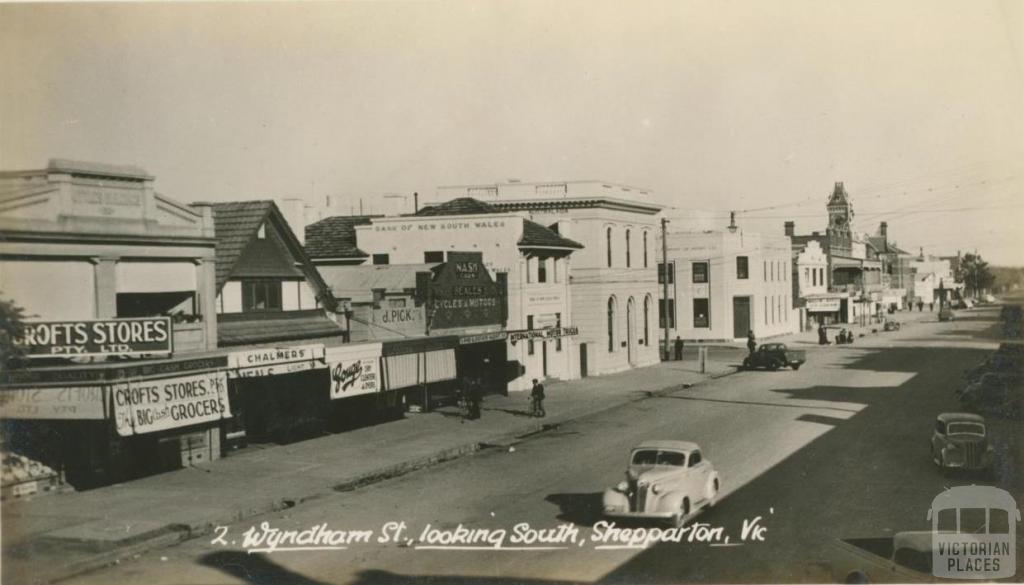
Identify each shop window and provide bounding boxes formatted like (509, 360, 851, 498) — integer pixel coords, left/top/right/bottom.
(657, 262, 675, 284)
(693, 298, 710, 328)
(643, 297, 651, 345)
(692, 262, 709, 284)
(527, 315, 535, 355)
(737, 256, 749, 280)
(607, 297, 616, 352)
(242, 280, 282, 312)
(658, 299, 675, 329)
(424, 251, 444, 263)
(373, 254, 390, 265)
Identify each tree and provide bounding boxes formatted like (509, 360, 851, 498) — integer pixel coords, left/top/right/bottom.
(0, 296, 28, 369)
(955, 253, 996, 297)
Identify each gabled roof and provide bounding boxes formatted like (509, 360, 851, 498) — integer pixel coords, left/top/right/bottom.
(192, 200, 334, 308)
(520, 220, 583, 249)
(415, 197, 499, 216)
(305, 215, 378, 259)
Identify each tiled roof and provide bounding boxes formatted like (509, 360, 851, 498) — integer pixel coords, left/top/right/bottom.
(305, 216, 377, 259)
(199, 200, 275, 291)
(322, 263, 438, 303)
(415, 198, 500, 216)
(520, 220, 583, 249)
(217, 311, 344, 346)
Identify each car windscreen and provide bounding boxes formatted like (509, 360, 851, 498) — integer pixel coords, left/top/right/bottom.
(947, 422, 985, 436)
(631, 449, 686, 466)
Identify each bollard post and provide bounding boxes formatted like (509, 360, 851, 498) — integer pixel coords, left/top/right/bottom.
(698, 347, 708, 374)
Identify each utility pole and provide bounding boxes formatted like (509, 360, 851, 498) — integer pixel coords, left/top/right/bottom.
(661, 217, 670, 361)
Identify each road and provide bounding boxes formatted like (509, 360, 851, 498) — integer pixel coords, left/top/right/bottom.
(67, 307, 1023, 584)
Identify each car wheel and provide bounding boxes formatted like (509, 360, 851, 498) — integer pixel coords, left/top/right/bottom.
(707, 478, 719, 508)
(791, 363, 801, 371)
(768, 361, 780, 371)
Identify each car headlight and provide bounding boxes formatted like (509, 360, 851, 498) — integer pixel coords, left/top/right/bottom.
(652, 485, 662, 495)
(616, 481, 628, 492)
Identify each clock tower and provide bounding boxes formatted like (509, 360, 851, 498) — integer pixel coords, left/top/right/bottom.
(826, 181, 853, 253)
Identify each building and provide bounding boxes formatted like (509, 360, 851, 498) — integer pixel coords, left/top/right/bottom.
(433, 181, 662, 376)
(309, 198, 582, 392)
(658, 227, 796, 341)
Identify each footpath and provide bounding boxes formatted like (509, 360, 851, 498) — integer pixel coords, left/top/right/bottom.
(2, 349, 739, 584)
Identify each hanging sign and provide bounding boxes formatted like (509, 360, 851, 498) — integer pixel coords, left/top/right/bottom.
(0, 386, 106, 420)
(508, 326, 579, 344)
(227, 345, 326, 378)
(113, 370, 231, 436)
(326, 344, 382, 399)
(19, 317, 172, 358)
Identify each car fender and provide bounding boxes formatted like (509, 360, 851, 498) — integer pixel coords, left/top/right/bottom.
(705, 470, 721, 498)
(602, 488, 628, 510)
(651, 489, 690, 514)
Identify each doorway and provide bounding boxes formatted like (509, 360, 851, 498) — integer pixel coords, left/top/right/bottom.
(733, 296, 751, 339)
(579, 343, 588, 378)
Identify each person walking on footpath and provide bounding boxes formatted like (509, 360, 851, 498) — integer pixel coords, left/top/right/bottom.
(746, 330, 757, 355)
(530, 378, 546, 417)
(465, 377, 482, 420)
(818, 323, 830, 345)
(674, 336, 685, 361)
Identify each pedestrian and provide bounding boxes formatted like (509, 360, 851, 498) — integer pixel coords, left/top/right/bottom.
(929, 302, 934, 312)
(466, 377, 482, 420)
(674, 336, 684, 361)
(817, 323, 830, 345)
(530, 378, 546, 417)
(746, 330, 757, 355)
(917, 300, 924, 312)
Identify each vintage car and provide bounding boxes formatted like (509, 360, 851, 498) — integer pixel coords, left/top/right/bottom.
(883, 320, 902, 332)
(741, 343, 806, 371)
(930, 413, 994, 473)
(820, 532, 936, 583)
(602, 440, 720, 527)
(938, 306, 956, 322)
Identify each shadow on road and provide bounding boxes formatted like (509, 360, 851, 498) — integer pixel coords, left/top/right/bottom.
(545, 492, 604, 526)
(199, 550, 331, 585)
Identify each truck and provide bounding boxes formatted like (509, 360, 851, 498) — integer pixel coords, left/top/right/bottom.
(741, 343, 806, 371)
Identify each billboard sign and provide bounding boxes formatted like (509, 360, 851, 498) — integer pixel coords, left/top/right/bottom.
(428, 252, 504, 331)
(326, 343, 382, 399)
(113, 370, 231, 436)
(19, 317, 172, 358)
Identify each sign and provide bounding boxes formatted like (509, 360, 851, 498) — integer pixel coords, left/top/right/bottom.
(19, 317, 172, 359)
(458, 331, 508, 345)
(428, 252, 504, 331)
(805, 298, 841, 312)
(227, 344, 326, 378)
(363, 306, 425, 339)
(113, 371, 231, 436)
(509, 326, 579, 344)
(0, 356, 229, 386)
(326, 344, 382, 399)
(0, 386, 106, 420)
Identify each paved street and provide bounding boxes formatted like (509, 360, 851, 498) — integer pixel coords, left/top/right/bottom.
(52, 308, 1024, 584)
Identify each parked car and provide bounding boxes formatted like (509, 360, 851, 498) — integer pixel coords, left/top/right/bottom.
(938, 307, 956, 322)
(602, 440, 720, 528)
(959, 373, 1023, 420)
(930, 413, 994, 474)
(741, 343, 806, 371)
(883, 320, 901, 332)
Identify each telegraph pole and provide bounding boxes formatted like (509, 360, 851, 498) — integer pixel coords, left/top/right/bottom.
(661, 217, 670, 361)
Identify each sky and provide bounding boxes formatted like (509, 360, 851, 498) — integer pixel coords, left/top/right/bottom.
(2, 0, 1022, 264)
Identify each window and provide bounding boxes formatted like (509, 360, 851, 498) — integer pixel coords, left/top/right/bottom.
(388, 298, 407, 308)
(809, 267, 814, 287)
(527, 315, 535, 355)
(625, 229, 632, 268)
(606, 227, 613, 267)
(424, 251, 444, 263)
(256, 224, 266, 239)
(764, 297, 768, 325)
(643, 297, 650, 346)
(693, 298, 710, 328)
(555, 312, 562, 351)
(692, 262, 709, 283)
(688, 451, 702, 467)
(737, 256, 749, 279)
(242, 280, 282, 312)
(658, 262, 675, 284)
(764, 260, 768, 281)
(538, 258, 547, 283)
(607, 297, 616, 352)
(643, 231, 649, 268)
(372, 253, 390, 265)
(659, 298, 676, 328)
(771, 295, 776, 324)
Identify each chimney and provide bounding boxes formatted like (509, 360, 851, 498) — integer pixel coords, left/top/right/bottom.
(879, 221, 888, 237)
(784, 221, 795, 237)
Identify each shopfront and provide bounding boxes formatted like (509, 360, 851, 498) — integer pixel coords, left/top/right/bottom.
(803, 294, 849, 327)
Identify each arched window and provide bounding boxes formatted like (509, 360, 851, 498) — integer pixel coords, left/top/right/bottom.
(643, 295, 651, 346)
(625, 229, 632, 268)
(607, 296, 616, 352)
(606, 227, 613, 267)
(643, 231, 649, 268)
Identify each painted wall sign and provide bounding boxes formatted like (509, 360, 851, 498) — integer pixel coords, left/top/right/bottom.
(19, 317, 172, 358)
(806, 298, 842, 312)
(227, 344, 326, 378)
(113, 370, 231, 436)
(325, 344, 382, 399)
(428, 252, 505, 331)
(0, 386, 106, 420)
(508, 326, 579, 344)
(0, 356, 228, 386)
